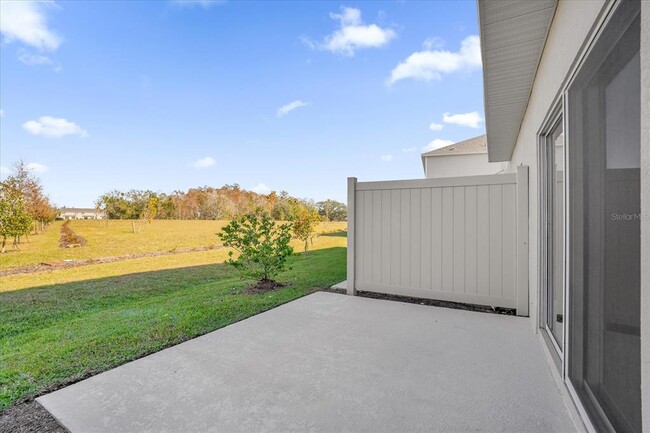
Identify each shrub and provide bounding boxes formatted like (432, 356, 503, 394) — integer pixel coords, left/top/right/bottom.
(218, 213, 293, 282)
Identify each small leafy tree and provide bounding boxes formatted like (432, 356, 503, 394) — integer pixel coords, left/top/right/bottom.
(0, 178, 33, 253)
(292, 207, 321, 252)
(218, 213, 293, 282)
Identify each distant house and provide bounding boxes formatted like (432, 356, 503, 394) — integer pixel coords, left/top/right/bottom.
(420, 134, 506, 178)
(57, 208, 105, 220)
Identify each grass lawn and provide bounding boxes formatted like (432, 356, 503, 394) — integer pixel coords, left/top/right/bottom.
(1, 224, 347, 293)
(0, 240, 346, 410)
(1, 220, 347, 270)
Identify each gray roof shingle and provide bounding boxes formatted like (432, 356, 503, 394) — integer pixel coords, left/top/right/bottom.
(421, 135, 487, 157)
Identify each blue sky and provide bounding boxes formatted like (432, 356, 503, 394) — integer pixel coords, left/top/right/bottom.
(0, 0, 485, 207)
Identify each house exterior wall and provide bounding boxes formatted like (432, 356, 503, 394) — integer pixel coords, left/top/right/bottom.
(58, 212, 104, 220)
(424, 154, 505, 178)
(502, 0, 607, 331)
(504, 0, 649, 425)
(640, 0, 649, 428)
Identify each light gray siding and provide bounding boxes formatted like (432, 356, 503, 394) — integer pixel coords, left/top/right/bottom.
(424, 153, 506, 178)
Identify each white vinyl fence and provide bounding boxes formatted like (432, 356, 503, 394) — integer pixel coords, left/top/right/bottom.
(347, 166, 529, 316)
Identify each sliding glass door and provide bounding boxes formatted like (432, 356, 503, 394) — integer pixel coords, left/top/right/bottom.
(541, 115, 565, 357)
(567, 1, 641, 432)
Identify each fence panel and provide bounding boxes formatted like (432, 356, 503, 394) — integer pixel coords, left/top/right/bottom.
(347, 167, 529, 316)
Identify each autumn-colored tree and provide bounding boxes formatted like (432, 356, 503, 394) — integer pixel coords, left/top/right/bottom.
(95, 185, 343, 225)
(141, 196, 159, 225)
(292, 206, 321, 252)
(10, 161, 56, 234)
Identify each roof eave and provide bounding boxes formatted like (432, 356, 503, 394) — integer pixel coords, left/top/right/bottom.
(478, 0, 558, 163)
(422, 151, 488, 158)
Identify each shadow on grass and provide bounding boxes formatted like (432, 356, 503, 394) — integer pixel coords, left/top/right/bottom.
(320, 230, 347, 238)
(2, 247, 345, 298)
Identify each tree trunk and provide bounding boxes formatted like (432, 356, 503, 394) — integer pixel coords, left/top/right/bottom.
(1, 237, 6, 253)
(132, 221, 136, 234)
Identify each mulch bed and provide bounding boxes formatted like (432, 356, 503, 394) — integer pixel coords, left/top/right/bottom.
(0, 245, 224, 278)
(0, 401, 66, 433)
(58, 221, 87, 249)
(243, 279, 290, 294)
(356, 290, 516, 315)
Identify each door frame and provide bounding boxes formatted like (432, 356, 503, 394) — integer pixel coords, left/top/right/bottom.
(538, 105, 566, 365)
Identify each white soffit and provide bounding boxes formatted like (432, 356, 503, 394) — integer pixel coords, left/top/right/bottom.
(478, 0, 557, 162)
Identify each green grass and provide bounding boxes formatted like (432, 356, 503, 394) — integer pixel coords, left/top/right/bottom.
(0, 220, 347, 270)
(0, 245, 346, 410)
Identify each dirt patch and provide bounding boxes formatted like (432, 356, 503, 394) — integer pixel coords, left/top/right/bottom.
(58, 221, 87, 248)
(243, 279, 290, 294)
(0, 401, 66, 433)
(0, 245, 224, 277)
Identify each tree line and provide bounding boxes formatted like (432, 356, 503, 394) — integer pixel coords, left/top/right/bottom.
(0, 162, 57, 252)
(95, 186, 347, 223)
(0, 159, 347, 253)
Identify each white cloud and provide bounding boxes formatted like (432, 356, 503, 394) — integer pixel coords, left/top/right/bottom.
(401, 147, 417, 153)
(388, 35, 481, 85)
(276, 100, 308, 118)
(422, 37, 443, 50)
(305, 7, 396, 56)
(0, 108, 4, 117)
(23, 116, 88, 138)
(18, 49, 62, 71)
(193, 156, 215, 168)
(380, 154, 393, 162)
(26, 162, 49, 173)
(251, 183, 271, 194)
(429, 122, 444, 131)
(0, 1, 61, 51)
(422, 139, 454, 152)
(0, 165, 9, 176)
(18, 50, 53, 65)
(442, 111, 483, 128)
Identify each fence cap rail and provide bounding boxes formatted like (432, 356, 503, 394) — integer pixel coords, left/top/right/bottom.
(355, 173, 516, 191)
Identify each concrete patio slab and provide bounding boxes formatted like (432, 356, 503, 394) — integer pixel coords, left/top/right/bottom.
(38, 292, 578, 432)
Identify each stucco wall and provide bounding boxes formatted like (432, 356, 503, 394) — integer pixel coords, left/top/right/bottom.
(504, 0, 606, 331)
(640, 0, 649, 428)
(424, 154, 506, 179)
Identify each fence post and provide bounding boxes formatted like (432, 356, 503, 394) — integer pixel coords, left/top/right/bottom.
(347, 177, 357, 295)
(516, 166, 529, 316)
